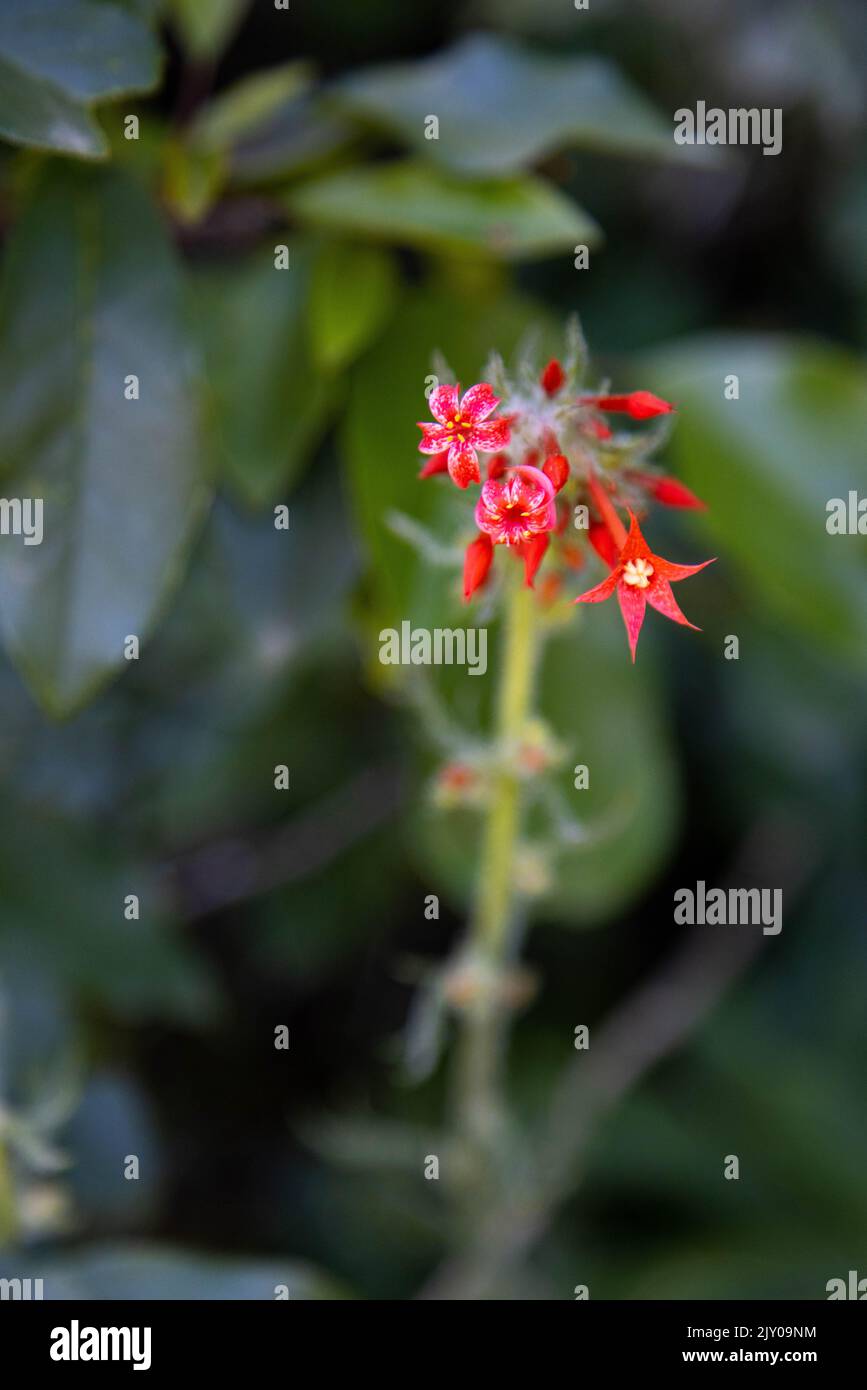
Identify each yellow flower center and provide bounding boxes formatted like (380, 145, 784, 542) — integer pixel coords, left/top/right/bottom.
(622, 557, 654, 589)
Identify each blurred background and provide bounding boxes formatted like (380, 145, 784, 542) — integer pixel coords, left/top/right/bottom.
(0, 0, 865, 1300)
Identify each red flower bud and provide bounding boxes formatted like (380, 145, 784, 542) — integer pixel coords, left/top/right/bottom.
(588, 520, 621, 569)
(519, 533, 549, 588)
(584, 390, 674, 420)
(540, 359, 565, 396)
(419, 451, 449, 479)
(542, 453, 569, 492)
(487, 452, 509, 480)
(638, 473, 706, 509)
(463, 532, 494, 601)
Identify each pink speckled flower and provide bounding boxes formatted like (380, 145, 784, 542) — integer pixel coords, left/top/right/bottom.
(417, 383, 510, 489)
(474, 465, 557, 546)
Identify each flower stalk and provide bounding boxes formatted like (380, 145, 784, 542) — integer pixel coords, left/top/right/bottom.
(452, 567, 541, 1164)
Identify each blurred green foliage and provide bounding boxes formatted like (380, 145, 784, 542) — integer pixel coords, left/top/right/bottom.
(0, 0, 864, 1300)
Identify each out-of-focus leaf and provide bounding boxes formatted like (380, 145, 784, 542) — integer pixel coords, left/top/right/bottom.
(0, 168, 209, 716)
(0, 0, 161, 158)
(161, 137, 224, 223)
(192, 244, 333, 507)
(330, 32, 717, 176)
(0, 54, 106, 159)
(0, 1242, 350, 1298)
(309, 241, 397, 371)
(288, 160, 601, 261)
(0, 804, 220, 1024)
(644, 335, 867, 666)
(169, 0, 248, 60)
(189, 61, 311, 154)
(229, 95, 353, 185)
(65, 1073, 165, 1227)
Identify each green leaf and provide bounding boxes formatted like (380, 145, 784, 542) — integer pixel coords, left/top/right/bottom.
(309, 241, 397, 371)
(192, 245, 334, 507)
(330, 32, 716, 176)
(161, 137, 225, 224)
(644, 335, 867, 666)
(189, 62, 311, 154)
(169, 0, 248, 61)
(228, 95, 353, 186)
(0, 0, 161, 158)
(0, 803, 220, 1024)
(0, 168, 209, 716)
(288, 159, 600, 261)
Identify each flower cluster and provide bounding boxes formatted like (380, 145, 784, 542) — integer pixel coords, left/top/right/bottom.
(416, 329, 714, 661)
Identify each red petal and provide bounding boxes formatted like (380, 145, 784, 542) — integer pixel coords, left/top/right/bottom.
(417, 423, 453, 453)
(448, 437, 481, 489)
(542, 453, 569, 492)
(418, 451, 449, 479)
(428, 383, 459, 424)
(460, 383, 499, 424)
(616, 581, 647, 661)
(463, 533, 494, 601)
(521, 533, 549, 587)
(573, 569, 619, 605)
(487, 452, 509, 480)
(646, 576, 700, 629)
(652, 554, 716, 582)
(540, 359, 565, 396)
(471, 419, 510, 452)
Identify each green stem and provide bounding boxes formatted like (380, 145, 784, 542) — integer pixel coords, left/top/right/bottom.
(452, 571, 541, 1156)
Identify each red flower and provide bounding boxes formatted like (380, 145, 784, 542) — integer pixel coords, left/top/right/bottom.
(574, 512, 714, 661)
(540, 359, 565, 396)
(418, 383, 510, 489)
(634, 472, 706, 509)
(582, 390, 674, 420)
(474, 465, 557, 546)
(463, 532, 494, 601)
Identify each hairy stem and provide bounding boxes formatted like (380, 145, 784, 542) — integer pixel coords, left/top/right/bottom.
(452, 571, 540, 1159)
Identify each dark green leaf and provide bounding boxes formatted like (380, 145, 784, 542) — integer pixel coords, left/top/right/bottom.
(192, 245, 334, 507)
(0, 168, 209, 715)
(0, 0, 161, 157)
(330, 32, 717, 176)
(169, 0, 248, 61)
(288, 159, 601, 261)
(644, 334, 867, 666)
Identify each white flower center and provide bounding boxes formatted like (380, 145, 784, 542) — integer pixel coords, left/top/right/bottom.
(622, 557, 654, 589)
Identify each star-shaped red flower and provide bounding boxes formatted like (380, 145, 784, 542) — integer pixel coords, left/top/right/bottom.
(574, 512, 714, 661)
(417, 383, 510, 489)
